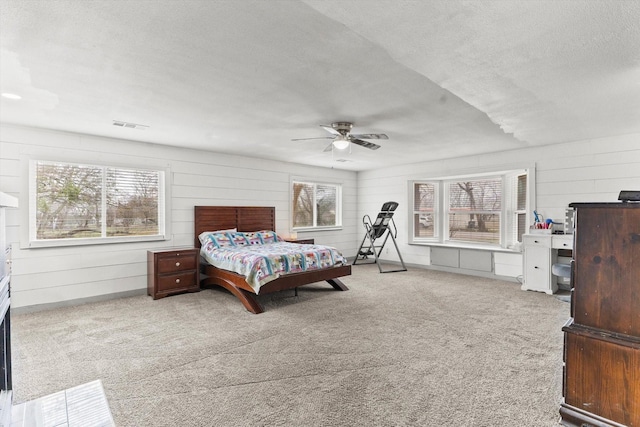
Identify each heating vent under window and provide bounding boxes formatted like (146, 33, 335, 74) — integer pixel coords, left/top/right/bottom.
(112, 120, 149, 130)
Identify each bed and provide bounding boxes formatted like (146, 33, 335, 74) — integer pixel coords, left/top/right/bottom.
(194, 206, 351, 314)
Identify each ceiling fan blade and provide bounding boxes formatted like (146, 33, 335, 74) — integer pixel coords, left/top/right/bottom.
(320, 125, 341, 136)
(323, 141, 334, 152)
(291, 136, 335, 141)
(351, 138, 381, 150)
(350, 133, 388, 140)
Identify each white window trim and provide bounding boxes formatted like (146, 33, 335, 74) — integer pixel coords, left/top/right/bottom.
(408, 165, 535, 251)
(290, 177, 343, 232)
(24, 158, 170, 249)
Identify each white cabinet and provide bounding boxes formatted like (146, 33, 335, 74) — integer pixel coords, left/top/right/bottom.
(522, 234, 573, 295)
(522, 235, 553, 294)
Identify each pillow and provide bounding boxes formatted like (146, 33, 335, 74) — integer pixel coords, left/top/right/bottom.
(227, 231, 250, 246)
(256, 230, 280, 244)
(198, 229, 237, 246)
(203, 232, 235, 248)
(243, 231, 264, 245)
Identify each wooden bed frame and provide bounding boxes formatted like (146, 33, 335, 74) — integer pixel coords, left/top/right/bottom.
(194, 206, 351, 314)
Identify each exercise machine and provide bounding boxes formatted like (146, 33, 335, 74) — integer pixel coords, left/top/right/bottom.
(353, 201, 407, 273)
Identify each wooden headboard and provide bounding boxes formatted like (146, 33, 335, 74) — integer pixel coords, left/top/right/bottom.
(194, 206, 276, 248)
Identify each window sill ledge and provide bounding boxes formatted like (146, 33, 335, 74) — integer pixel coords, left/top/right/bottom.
(24, 235, 167, 249)
(409, 241, 522, 254)
(293, 227, 343, 233)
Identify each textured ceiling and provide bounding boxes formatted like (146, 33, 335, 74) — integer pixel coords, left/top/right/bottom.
(1, 0, 639, 171)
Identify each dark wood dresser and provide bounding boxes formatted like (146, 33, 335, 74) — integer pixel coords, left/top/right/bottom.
(147, 248, 200, 299)
(560, 202, 640, 427)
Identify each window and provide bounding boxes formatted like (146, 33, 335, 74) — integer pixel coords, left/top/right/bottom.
(448, 178, 501, 244)
(30, 160, 165, 246)
(513, 173, 528, 243)
(410, 170, 529, 248)
(292, 180, 341, 229)
(413, 182, 437, 239)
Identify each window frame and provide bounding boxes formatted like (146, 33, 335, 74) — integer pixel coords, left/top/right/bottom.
(291, 178, 343, 231)
(27, 159, 168, 248)
(409, 167, 533, 250)
(513, 173, 529, 244)
(445, 176, 503, 246)
(412, 181, 439, 240)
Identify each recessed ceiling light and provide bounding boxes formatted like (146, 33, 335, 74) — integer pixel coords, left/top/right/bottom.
(1, 93, 22, 100)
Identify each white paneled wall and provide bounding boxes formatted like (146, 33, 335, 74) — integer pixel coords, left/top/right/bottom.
(357, 133, 640, 278)
(2, 124, 638, 308)
(0, 125, 357, 308)
(535, 136, 640, 221)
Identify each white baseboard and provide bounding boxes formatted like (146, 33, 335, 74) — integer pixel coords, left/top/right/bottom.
(11, 288, 146, 314)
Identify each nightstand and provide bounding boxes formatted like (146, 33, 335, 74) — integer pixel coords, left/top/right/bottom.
(285, 238, 314, 244)
(147, 248, 200, 299)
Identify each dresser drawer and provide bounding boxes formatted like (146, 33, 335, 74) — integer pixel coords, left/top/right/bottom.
(157, 253, 197, 273)
(523, 235, 551, 248)
(551, 235, 573, 250)
(156, 271, 198, 292)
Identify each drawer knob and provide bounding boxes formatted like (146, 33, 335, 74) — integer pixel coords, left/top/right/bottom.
(175, 278, 181, 284)
(175, 262, 181, 267)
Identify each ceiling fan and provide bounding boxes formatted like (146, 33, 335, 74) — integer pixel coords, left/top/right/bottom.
(292, 122, 387, 151)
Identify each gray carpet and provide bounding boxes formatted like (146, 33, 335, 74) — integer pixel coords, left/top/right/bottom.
(11, 264, 568, 426)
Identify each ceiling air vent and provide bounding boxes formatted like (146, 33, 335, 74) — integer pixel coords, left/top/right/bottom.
(112, 120, 149, 130)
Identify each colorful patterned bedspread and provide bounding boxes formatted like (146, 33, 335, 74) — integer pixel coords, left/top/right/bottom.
(200, 240, 347, 293)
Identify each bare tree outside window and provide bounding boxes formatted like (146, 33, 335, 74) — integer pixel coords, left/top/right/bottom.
(293, 182, 314, 227)
(449, 179, 501, 244)
(34, 161, 162, 241)
(316, 184, 336, 226)
(413, 182, 436, 238)
(36, 163, 102, 239)
(292, 181, 340, 229)
(106, 168, 159, 236)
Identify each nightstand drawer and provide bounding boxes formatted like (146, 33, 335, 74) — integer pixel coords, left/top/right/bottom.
(157, 253, 197, 273)
(156, 271, 198, 292)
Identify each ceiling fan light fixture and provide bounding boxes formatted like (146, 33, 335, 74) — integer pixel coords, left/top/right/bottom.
(333, 136, 349, 150)
(293, 122, 383, 152)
